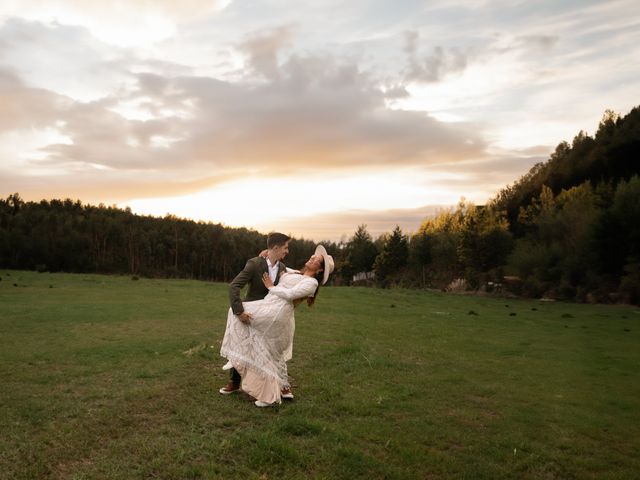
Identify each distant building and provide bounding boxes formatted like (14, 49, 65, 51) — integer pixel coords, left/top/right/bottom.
(352, 271, 375, 282)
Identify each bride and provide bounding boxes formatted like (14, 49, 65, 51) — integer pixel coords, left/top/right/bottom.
(220, 245, 334, 407)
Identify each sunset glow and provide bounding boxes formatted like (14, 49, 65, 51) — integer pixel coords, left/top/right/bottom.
(123, 169, 476, 230)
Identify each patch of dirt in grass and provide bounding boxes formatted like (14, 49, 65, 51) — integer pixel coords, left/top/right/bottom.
(182, 342, 209, 356)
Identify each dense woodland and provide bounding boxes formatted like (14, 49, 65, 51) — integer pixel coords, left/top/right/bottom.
(1, 107, 639, 303)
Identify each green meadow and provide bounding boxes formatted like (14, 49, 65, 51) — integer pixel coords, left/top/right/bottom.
(1, 271, 639, 479)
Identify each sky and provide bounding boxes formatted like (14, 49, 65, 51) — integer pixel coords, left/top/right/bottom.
(1, 0, 638, 241)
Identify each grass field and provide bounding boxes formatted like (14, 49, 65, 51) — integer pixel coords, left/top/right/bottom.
(1, 270, 639, 479)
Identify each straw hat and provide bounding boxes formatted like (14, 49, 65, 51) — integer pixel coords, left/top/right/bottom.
(315, 244, 334, 285)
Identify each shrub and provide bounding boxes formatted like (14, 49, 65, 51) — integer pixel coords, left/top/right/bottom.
(618, 263, 640, 305)
(446, 278, 467, 292)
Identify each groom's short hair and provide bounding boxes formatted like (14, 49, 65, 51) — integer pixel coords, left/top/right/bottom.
(267, 232, 290, 249)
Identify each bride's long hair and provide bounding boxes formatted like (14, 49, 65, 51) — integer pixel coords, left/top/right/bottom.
(299, 261, 324, 307)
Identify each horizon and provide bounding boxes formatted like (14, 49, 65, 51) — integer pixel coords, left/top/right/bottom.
(1, 1, 638, 240)
(5, 192, 457, 243)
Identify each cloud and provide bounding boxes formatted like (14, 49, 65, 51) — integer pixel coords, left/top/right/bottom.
(513, 34, 559, 51)
(0, 68, 69, 132)
(163, 52, 487, 173)
(0, 0, 230, 46)
(0, 43, 201, 201)
(382, 83, 410, 99)
(1, 0, 228, 19)
(403, 30, 471, 83)
(0, 18, 134, 101)
(0, 19, 491, 207)
(40, 48, 486, 176)
(238, 25, 294, 80)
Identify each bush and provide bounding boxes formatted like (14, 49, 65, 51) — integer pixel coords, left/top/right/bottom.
(507, 240, 547, 278)
(521, 277, 548, 298)
(446, 278, 467, 292)
(464, 268, 480, 290)
(618, 263, 640, 305)
(558, 280, 577, 300)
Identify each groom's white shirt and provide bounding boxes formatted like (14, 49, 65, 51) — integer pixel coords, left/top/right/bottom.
(266, 258, 279, 282)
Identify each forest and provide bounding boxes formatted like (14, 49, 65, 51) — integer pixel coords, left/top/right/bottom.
(1, 107, 639, 303)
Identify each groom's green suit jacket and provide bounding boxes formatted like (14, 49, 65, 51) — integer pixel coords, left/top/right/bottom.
(229, 256, 287, 315)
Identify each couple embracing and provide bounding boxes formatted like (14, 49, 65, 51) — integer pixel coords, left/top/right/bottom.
(219, 232, 334, 408)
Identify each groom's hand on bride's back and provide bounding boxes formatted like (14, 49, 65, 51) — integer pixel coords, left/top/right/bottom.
(238, 312, 252, 324)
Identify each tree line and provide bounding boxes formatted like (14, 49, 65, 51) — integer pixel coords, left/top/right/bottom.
(337, 107, 640, 304)
(1, 106, 639, 303)
(0, 198, 324, 282)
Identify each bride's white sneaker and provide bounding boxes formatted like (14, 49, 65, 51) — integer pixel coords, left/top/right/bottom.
(254, 400, 273, 407)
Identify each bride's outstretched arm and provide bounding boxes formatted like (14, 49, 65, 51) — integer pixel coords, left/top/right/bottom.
(267, 277, 318, 301)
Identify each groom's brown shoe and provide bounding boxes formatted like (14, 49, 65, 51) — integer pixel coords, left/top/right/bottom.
(219, 382, 240, 395)
(281, 387, 294, 399)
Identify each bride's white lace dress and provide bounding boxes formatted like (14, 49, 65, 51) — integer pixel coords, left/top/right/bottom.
(220, 272, 318, 403)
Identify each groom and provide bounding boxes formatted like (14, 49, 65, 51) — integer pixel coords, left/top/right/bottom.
(219, 232, 291, 395)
